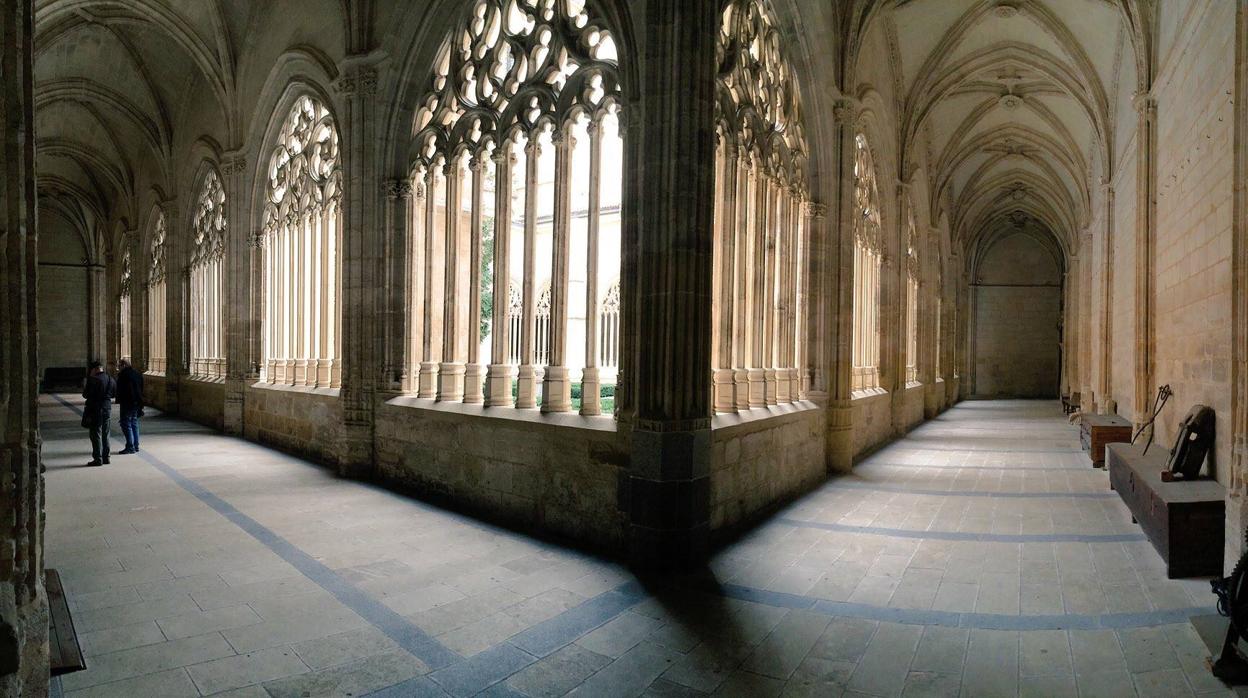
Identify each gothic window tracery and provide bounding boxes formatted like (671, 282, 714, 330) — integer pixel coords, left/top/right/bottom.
(599, 280, 619, 369)
(710, 0, 811, 413)
(190, 168, 226, 380)
(905, 206, 920, 384)
(261, 94, 342, 389)
(852, 132, 883, 391)
(119, 246, 132, 363)
(146, 212, 168, 374)
(406, 0, 624, 415)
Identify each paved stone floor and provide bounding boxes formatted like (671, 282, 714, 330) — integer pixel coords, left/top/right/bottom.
(42, 396, 1233, 697)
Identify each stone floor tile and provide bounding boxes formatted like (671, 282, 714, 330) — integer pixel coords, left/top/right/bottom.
(910, 626, 968, 675)
(505, 643, 612, 698)
(1018, 629, 1072, 677)
(711, 669, 784, 697)
(75, 592, 203, 634)
(437, 610, 529, 656)
(59, 632, 237, 692)
(186, 645, 310, 695)
(79, 620, 167, 658)
(740, 610, 830, 680)
(1118, 627, 1182, 674)
(1131, 668, 1195, 698)
(1069, 628, 1126, 676)
(62, 667, 200, 698)
(899, 671, 960, 698)
(780, 656, 855, 697)
(808, 617, 878, 663)
(1018, 673, 1077, 697)
(157, 603, 263, 640)
(576, 611, 665, 659)
(262, 649, 425, 698)
(291, 626, 409, 671)
(569, 641, 682, 698)
(846, 621, 922, 696)
(961, 629, 1018, 698)
(642, 677, 710, 697)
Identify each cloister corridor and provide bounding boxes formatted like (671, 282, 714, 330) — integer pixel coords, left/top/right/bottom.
(41, 395, 1225, 698)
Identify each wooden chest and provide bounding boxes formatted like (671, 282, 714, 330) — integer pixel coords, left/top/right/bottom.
(1080, 413, 1133, 468)
(1107, 442, 1224, 578)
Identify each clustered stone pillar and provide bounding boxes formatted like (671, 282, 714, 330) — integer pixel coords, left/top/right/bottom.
(1132, 91, 1158, 429)
(542, 129, 574, 413)
(580, 122, 605, 416)
(627, 0, 718, 566)
(826, 99, 860, 473)
(485, 148, 516, 407)
(1098, 181, 1115, 414)
(221, 154, 249, 434)
(0, 0, 48, 692)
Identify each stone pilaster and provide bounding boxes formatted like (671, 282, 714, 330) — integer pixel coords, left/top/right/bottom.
(382, 177, 412, 395)
(1132, 91, 1158, 428)
(1227, 0, 1248, 570)
(333, 58, 382, 476)
(0, 0, 49, 691)
(826, 97, 860, 473)
(1098, 181, 1115, 414)
(627, 0, 718, 567)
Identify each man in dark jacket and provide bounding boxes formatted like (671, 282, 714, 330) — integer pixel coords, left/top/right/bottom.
(82, 360, 117, 466)
(116, 359, 144, 454)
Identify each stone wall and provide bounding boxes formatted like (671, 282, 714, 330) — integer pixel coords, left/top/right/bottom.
(37, 265, 88, 371)
(179, 380, 225, 431)
(852, 391, 893, 458)
(242, 385, 343, 467)
(709, 405, 825, 534)
(973, 286, 1061, 398)
(1151, 0, 1235, 483)
(376, 400, 629, 552)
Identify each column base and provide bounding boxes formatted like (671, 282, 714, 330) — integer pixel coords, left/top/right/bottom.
(747, 368, 765, 409)
(627, 425, 711, 570)
(437, 362, 466, 402)
(515, 364, 538, 408)
(712, 368, 735, 413)
(463, 363, 486, 404)
(763, 368, 778, 406)
(580, 367, 602, 416)
(485, 364, 515, 407)
(541, 366, 573, 413)
(776, 368, 792, 404)
(826, 399, 853, 474)
(418, 362, 439, 399)
(316, 359, 332, 388)
(733, 368, 750, 411)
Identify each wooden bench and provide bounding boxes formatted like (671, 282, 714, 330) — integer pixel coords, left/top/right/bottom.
(1107, 442, 1224, 578)
(47, 569, 85, 676)
(1081, 413, 1132, 468)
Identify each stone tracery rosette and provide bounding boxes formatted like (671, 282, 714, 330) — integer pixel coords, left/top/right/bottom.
(148, 212, 167, 284)
(412, 0, 622, 166)
(716, 0, 808, 192)
(192, 168, 226, 268)
(263, 95, 341, 237)
(853, 133, 883, 254)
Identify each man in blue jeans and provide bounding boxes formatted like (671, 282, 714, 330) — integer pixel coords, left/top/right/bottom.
(116, 358, 144, 454)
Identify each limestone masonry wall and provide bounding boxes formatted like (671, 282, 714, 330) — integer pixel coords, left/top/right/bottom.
(973, 286, 1061, 398)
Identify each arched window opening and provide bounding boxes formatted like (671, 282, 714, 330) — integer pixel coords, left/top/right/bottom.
(905, 207, 919, 384)
(261, 94, 342, 389)
(190, 169, 226, 380)
(406, 0, 624, 416)
(712, 0, 811, 413)
(146, 212, 168, 374)
(119, 247, 132, 363)
(852, 133, 882, 392)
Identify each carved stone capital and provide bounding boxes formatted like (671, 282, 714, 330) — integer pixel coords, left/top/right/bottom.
(334, 67, 378, 96)
(832, 98, 859, 125)
(385, 178, 413, 200)
(221, 156, 247, 176)
(1132, 91, 1156, 119)
(803, 201, 828, 219)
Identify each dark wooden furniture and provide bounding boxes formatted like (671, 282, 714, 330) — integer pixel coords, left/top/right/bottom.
(1081, 413, 1132, 468)
(1107, 442, 1224, 578)
(1062, 392, 1081, 414)
(47, 569, 85, 675)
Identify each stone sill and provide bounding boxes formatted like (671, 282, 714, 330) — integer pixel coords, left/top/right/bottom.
(187, 376, 226, 385)
(145, 371, 166, 378)
(249, 381, 341, 398)
(905, 380, 924, 390)
(851, 387, 889, 401)
(385, 395, 618, 433)
(711, 401, 820, 431)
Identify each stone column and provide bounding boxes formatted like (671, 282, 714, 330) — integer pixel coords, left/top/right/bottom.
(438, 157, 466, 402)
(382, 178, 412, 394)
(418, 165, 441, 399)
(628, 0, 718, 567)
(516, 136, 541, 409)
(732, 152, 753, 411)
(0, 0, 48, 690)
(485, 149, 515, 406)
(464, 156, 487, 403)
(1132, 91, 1158, 428)
(580, 123, 604, 416)
(87, 253, 107, 363)
(1227, 0, 1248, 572)
(712, 140, 738, 413)
(802, 200, 828, 402)
(333, 59, 382, 476)
(1098, 181, 1115, 414)
(542, 129, 573, 412)
(825, 98, 859, 474)
(1079, 231, 1095, 410)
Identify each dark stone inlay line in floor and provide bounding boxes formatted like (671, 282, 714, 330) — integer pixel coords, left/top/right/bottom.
(860, 461, 1091, 472)
(824, 480, 1116, 499)
(714, 583, 1212, 631)
(775, 516, 1145, 543)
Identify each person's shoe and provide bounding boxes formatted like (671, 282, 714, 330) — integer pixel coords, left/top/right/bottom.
(86, 460, 101, 467)
(118, 448, 135, 455)
(102, 459, 110, 465)
(134, 446, 141, 453)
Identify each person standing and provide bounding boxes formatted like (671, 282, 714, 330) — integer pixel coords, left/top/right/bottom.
(82, 360, 116, 466)
(116, 358, 144, 454)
